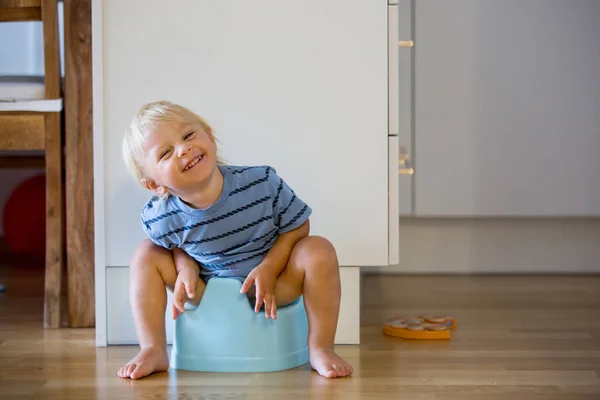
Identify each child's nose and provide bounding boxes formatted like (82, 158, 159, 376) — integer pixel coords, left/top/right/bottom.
(178, 145, 191, 158)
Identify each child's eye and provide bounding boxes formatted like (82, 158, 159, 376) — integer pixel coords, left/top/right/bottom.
(160, 149, 171, 159)
(184, 131, 195, 140)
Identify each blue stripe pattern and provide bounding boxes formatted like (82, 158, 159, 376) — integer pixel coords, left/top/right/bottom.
(140, 164, 312, 281)
(142, 209, 182, 229)
(190, 228, 278, 257)
(202, 249, 270, 269)
(231, 167, 254, 175)
(222, 236, 277, 257)
(277, 194, 296, 225)
(155, 196, 270, 240)
(229, 175, 268, 196)
(272, 177, 283, 210)
(280, 205, 309, 231)
(183, 215, 273, 245)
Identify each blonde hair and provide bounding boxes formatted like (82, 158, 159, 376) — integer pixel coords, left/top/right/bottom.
(122, 100, 223, 183)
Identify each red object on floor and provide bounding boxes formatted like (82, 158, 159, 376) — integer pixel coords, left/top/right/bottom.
(2, 175, 46, 258)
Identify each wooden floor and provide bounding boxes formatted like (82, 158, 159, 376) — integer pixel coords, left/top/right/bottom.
(1, 261, 600, 399)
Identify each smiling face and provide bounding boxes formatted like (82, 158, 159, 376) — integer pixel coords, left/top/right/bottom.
(141, 121, 219, 197)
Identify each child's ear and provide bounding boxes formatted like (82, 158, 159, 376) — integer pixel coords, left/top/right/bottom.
(141, 179, 167, 195)
(204, 126, 217, 145)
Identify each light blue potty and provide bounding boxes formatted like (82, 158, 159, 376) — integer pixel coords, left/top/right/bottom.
(170, 277, 309, 372)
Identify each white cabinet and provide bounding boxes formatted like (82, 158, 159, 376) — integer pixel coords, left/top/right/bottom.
(106, 268, 175, 344)
(98, 0, 389, 267)
(94, 0, 395, 346)
(412, 0, 600, 216)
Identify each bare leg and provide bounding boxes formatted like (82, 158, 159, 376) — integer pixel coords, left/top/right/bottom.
(117, 239, 205, 380)
(275, 236, 353, 378)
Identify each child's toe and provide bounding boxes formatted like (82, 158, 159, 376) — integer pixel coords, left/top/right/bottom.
(126, 364, 137, 377)
(130, 364, 144, 380)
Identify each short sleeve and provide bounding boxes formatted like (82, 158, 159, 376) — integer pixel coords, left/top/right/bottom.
(140, 196, 178, 250)
(266, 166, 312, 233)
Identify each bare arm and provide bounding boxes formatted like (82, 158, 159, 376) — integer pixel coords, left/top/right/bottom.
(170, 247, 201, 319)
(239, 219, 310, 317)
(259, 219, 310, 276)
(172, 247, 199, 274)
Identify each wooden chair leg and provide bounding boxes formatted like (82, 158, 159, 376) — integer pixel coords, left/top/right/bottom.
(43, 112, 63, 329)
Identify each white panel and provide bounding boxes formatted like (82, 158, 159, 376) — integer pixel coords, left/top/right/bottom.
(106, 268, 175, 345)
(388, 137, 399, 265)
(415, 0, 600, 216)
(101, 0, 388, 267)
(106, 266, 358, 345)
(397, 0, 413, 216)
(388, 5, 399, 135)
(92, 0, 107, 347)
(397, 0, 412, 144)
(335, 267, 360, 345)
(0, 99, 62, 112)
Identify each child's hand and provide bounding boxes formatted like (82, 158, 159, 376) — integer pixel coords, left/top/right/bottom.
(172, 265, 198, 320)
(240, 265, 278, 319)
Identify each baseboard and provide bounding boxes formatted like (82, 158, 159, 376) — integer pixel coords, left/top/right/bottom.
(360, 266, 600, 276)
(376, 218, 600, 275)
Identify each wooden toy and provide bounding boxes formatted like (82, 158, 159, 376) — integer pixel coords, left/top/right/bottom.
(383, 316, 457, 339)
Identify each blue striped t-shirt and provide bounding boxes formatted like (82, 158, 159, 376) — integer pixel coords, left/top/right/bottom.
(140, 165, 312, 281)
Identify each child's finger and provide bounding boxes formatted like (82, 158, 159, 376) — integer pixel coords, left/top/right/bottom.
(263, 295, 272, 319)
(263, 296, 269, 319)
(184, 281, 195, 299)
(255, 292, 264, 313)
(270, 299, 277, 320)
(172, 304, 179, 320)
(172, 299, 183, 316)
(175, 298, 184, 312)
(173, 282, 186, 312)
(240, 275, 254, 294)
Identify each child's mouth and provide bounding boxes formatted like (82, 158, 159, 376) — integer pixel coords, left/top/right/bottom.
(183, 155, 203, 171)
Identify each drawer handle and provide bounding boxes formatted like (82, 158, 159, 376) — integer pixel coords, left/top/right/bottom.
(398, 40, 414, 48)
(399, 146, 414, 175)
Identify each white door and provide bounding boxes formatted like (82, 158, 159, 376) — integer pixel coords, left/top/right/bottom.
(98, 0, 390, 268)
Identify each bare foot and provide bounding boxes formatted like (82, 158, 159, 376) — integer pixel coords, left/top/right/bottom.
(309, 347, 353, 378)
(117, 347, 169, 380)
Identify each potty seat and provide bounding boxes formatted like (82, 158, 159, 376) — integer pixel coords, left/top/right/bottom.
(170, 277, 309, 372)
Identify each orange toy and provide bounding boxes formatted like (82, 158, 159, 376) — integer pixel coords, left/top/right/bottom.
(382, 316, 457, 340)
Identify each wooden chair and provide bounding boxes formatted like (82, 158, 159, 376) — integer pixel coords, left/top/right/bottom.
(0, 0, 63, 328)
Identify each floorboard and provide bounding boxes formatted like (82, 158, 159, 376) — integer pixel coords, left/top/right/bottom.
(1, 258, 599, 399)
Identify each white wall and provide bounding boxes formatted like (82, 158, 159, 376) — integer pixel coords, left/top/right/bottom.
(362, 218, 600, 274)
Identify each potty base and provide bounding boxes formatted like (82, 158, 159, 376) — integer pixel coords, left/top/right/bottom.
(170, 278, 309, 372)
